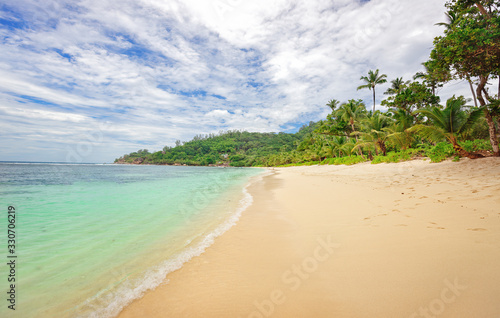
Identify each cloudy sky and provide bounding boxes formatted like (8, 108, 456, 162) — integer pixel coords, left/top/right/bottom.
(0, 0, 476, 163)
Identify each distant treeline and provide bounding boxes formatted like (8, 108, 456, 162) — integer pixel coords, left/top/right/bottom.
(114, 123, 317, 167)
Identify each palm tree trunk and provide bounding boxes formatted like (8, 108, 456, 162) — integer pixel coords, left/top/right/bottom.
(351, 123, 363, 157)
(367, 150, 373, 161)
(477, 76, 500, 156)
(372, 88, 376, 113)
(380, 142, 387, 156)
(467, 78, 478, 107)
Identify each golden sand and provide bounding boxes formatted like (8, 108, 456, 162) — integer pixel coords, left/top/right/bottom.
(117, 158, 500, 318)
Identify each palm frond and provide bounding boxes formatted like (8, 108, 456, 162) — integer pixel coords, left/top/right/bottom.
(459, 107, 484, 133)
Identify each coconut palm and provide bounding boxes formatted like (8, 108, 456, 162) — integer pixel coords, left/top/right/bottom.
(385, 108, 416, 151)
(326, 136, 349, 158)
(410, 96, 484, 157)
(312, 137, 326, 161)
(357, 69, 387, 112)
(384, 77, 409, 95)
(413, 61, 449, 96)
(326, 99, 340, 112)
(435, 11, 459, 30)
(335, 99, 367, 136)
(352, 112, 392, 156)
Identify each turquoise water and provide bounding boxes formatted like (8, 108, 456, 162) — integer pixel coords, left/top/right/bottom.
(0, 163, 264, 318)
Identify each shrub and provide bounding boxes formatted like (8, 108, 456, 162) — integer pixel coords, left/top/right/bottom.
(459, 139, 492, 153)
(424, 142, 454, 163)
(371, 149, 421, 164)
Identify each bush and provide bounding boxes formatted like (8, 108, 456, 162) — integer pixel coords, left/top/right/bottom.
(459, 139, 492, 153)
(424, 142, 454, 163)
(371, 149, 421, 164)
(325, 156, 367, 165)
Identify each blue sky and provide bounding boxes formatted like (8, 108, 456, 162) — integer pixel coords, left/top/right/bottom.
(0, 0, 478, 163)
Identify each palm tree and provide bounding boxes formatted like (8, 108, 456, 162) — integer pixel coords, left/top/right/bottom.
(385, 108, 416, 151)
(335, 99, 367, 136)
(326, 99, 340, 112)
(342, 138, 357, 156)
(384, 77, 409, 95)
(326, 136, 349, 158)
(357, 69, 387, 112)
(413, 61, 448, 96)
(435, 11, 459, 29)
(352, 112, 392, 156)
(410, 96, 484, 158)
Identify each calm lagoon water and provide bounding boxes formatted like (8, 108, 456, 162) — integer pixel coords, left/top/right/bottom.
(0, 163, 264, 317)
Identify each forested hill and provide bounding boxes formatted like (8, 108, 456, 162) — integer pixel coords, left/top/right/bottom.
(114, 122, 318, 167)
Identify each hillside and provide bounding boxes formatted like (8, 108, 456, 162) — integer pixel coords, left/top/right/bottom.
(114, 122, 317, 167)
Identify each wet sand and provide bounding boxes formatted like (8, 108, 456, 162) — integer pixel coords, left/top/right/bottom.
(117, 158, 500, 318)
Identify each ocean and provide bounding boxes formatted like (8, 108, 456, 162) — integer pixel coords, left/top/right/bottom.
(0, 163, 264, 317)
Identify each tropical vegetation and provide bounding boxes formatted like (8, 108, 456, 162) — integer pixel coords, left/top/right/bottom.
(115, 0, 499, 167)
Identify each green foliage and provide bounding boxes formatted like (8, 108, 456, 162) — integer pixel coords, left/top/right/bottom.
(384, 77, 410, 95)
(428, 0, 500, 154)
(371, 149, 422, 164)
(115, 123, 318, 167)
(411, 96, 484, 149)
(424, 142, 455, 162)
(115, 93, 491, 166)
(459, 139, 493, 152)
(321, 156, 367, 165)
(381, 81, 440, 112)
(352, 111, 392, 155)
(335, 99, 367, 133)
(431, 2, 500, 80)
(357, 69, 388, 112)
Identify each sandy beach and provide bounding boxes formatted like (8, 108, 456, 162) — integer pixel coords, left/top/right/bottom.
(117, 158, 500, 318)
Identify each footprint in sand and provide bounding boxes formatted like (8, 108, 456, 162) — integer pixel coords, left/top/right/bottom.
(392, 209, 401, 213)
(364, 217, 371, 220)
(472, 190, 478, 193)
(467, 228, 487, 231)
(429, 222, 437, 225)
(427, 226, 446, 230)
(419, 196, 428, 199)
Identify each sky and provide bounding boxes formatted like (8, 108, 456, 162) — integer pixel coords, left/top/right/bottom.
(0, 0, 481, 163)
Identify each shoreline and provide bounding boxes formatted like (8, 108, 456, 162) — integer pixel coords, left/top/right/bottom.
(117, 158, 500, 318)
